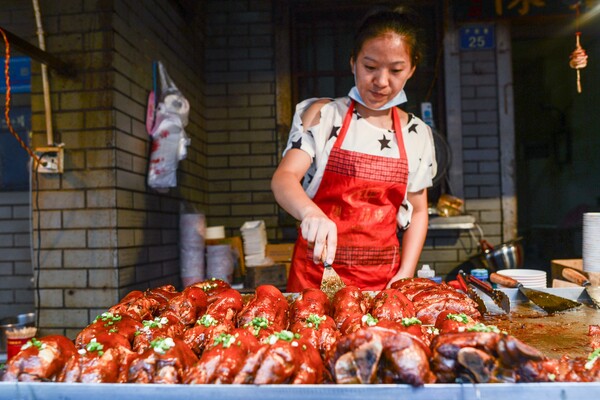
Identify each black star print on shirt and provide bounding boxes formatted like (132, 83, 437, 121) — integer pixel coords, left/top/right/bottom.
(354, 109, 363, 120)
(292, 137, 302, 149)
(329, 126, 340, 140)
(379, 134, 391, 151)
(408, 124, 418, 134)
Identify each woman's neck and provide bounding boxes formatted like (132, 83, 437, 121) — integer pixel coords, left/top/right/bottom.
(355, 102, 394, 130)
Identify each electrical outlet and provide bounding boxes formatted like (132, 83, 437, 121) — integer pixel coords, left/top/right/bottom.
(33, 146, 64, 174)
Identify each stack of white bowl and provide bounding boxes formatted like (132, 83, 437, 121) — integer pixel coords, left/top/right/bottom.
(495, 269, 547, 288)
(240, 220, 268, 266)
(583, 213, 600, 273)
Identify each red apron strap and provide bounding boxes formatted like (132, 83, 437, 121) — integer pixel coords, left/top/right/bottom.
(391, 106, 407, 161)
(332, 100, 355, 148)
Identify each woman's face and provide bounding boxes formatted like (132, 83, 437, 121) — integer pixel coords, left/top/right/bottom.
(351, 31, 416, 110)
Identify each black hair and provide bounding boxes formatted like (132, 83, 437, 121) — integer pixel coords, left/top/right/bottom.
(351, 5, 424, 68)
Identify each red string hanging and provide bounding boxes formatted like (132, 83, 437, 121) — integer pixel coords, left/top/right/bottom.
(0, 27, 43, 164)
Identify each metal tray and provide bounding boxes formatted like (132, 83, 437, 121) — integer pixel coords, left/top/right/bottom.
(1, 288, 599, 400)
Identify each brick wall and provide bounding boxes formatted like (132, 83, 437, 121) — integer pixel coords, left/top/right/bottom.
(203, 0, 279, 238)
(423, 27, 506, 278)
(24, 0, 208, 337)
(0, 192, 34, 319)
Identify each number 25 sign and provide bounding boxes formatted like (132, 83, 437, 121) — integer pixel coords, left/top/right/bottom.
(460, 25, 495, 50)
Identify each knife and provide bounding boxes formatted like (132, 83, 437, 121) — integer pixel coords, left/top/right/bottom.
(490, 272, 581, 314)
(561, 267, 600, 309)
(466, 272, 511, 314)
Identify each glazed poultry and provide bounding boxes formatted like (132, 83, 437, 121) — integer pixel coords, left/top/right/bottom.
(1, 335, 79, 382)
(160, 286, 208, 326)
(185, 328, 260, 384)
(5, 276, 600, 387)
(75, 332, 136, 383)
(289, 288, 340, 361)
(234, 331, 325, 384)
(331, 286, 371, 335)
(108, 285, 179, 321)
(183, 288, 243, 356)
(237, 284, 289, 340)
(434, 311, 479, 334)
(289, 288, 331, 321)
(191, 278, 232, 298)
(128, 337, 198, 383)
(430, 329, 546, 383)
(520, 352, 600, 382)
(133, 286, 208, 352)
(369, 288, 415, 321)
(330, 326, 435, 386)
(408, 284, 481, 325)
(75, 312, 143, 348)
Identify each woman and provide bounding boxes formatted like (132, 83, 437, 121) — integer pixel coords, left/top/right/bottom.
(271, 7, 437, 292)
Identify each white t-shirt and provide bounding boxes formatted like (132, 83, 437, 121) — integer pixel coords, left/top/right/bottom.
(283, 96, 437, 229)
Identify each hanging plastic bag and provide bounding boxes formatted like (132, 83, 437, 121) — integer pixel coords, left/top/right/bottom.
(146, 61, 191, 191)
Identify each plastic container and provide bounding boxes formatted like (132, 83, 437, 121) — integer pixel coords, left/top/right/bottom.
(417, 264, 438, 282)
(471, 268, 490, 283)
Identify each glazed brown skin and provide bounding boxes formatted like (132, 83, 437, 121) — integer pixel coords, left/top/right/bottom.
(161, 286, 208, 326)
(76, 332, 136, 383)
(191, 278, 231, 299)
(76, 314, 143, 348)
(331, 326, 434, 385)
(331, 286, 371, 334)
(182, 288, 244, 356)
(290, 287, 331, 322)
(128, 337, 198, 384)
(369, 288, 415, 322)
(132, 314, 186, 353)
(2, 335, 79, 382)
(237, 285, 290, 334)
(434, 310, 478, 334)
(185, 328, 261, 384)
(290, 316, 340, 362)
(108, 285, 178, 321)
(430, 331, 546, 383)
(520, 354, 600, 382)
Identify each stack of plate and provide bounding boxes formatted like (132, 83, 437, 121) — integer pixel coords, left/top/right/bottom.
(240, 220, 268, 266)
(495, 269, 547, 288)
(583, 212, 600, 273)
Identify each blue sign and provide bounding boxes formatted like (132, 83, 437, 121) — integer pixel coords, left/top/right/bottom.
(0, 57, 31, 93)
(1, 107, 31, 190)
(460, 25, 495, 50)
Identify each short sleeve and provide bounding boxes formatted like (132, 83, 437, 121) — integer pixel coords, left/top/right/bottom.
(407, 124, 437, 193)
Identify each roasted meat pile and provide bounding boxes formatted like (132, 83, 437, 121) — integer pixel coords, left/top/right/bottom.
(2, 278, 600, 385)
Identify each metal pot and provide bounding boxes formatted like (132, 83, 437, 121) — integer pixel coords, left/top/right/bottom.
(480, 238, 524, 271)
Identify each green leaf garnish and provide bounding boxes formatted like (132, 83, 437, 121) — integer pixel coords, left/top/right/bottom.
(93, 312, 122, 327)
(466, 323, 503, 333)
(213, 333, 237, 348)
(585, 348, 600, 370)
(266, 330, 300, 345)
(305, 314, 326, 329)
(21, 337, 44, 351)
(142, 317, 168, 329)
(361, 313, 378, 327)
(197, 314, 218, 327)
(446, 313, 469, 324)
(401, 317, 422, 327)
(150, 337, 175, 354)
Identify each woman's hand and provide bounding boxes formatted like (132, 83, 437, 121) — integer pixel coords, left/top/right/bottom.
(299, 211, 337, 264)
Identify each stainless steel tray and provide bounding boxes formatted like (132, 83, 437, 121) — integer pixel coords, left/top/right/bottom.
(1, 381, 600, 400)
(1, 288, 599, 400)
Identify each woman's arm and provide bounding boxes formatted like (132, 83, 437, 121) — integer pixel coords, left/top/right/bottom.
(386, 189, 429, 287)
(270, 100, 337, 264)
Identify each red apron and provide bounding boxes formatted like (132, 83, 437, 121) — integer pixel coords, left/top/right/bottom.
(287, 100, 409, 292)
